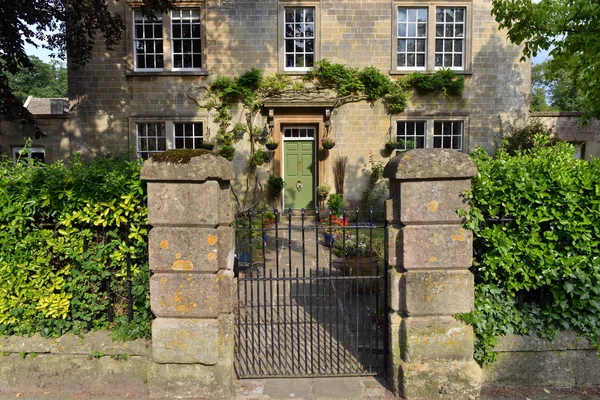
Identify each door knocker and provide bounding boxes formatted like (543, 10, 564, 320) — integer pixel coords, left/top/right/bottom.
(296, 180, 303, 192)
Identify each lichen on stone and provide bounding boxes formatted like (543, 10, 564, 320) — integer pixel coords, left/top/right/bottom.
(151, 149, 212, 164)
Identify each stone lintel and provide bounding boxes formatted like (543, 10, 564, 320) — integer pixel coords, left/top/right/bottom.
(383, 149, 477, 181)
(140, 150, 235, 182)
(400, 270, 474, 316)
(149, 227, 234, 273)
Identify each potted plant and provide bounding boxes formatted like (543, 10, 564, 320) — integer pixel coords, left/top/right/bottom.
(265, 140, 279, 151)
(320, 214, 348, 247)
(322, 137, 336, 150)
(333, 233, 380, 275)
(267, 176, 285, 208)
(316, 183, 331, 208)
(385, 140, 398, 151)
(200, 141, 215, 150)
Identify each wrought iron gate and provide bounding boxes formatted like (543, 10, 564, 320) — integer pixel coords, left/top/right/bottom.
(234, 208, 387, 378)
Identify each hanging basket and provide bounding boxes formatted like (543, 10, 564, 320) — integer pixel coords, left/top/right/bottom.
(200, 142, 215, 151)
(265, 141, 279, 151)
(322, 139, 336, 150)
(385, 141, 398, 151)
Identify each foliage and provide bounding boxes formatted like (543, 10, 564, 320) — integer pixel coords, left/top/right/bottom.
(500, 118, 560, 155)
(0, 153, 151, 339)
(320, 214, 348, 234)
(7, 56, 67, 103)
(326, 194, 345, 217)
(360, 155, 387, 211)
(247, 148, 269, 167)
(531, 60, 585, 112)
(0, 0, 174, 129)
(458, 139, 600, 364)
(316, 183, 332, 200)
(333, 155, 348, 198)
(404, 69, 464, 97)
(491, 0, 600, 120)
(332, 233, 382, 259)
(267, 176, 285, 200)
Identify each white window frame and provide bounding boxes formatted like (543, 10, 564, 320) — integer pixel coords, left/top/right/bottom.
(396, 7, 428, 71)
(133, 10, 165, 71)
(136, 122, 167, 159)
(173, 122, 205, 149)
(171, 8, 203, 71)
(133, 118, 207, 159)
(278, 1, 320, 73)
(392, 2, 470, 73)
(434, 7, 466, 70)
(130, 5, 206, 73)
(12, 146, 46, 163)
(394, 117, 467, 152)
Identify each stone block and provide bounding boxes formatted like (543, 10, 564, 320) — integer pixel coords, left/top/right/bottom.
(51, 331, 150, 356)
(400, 225, 473, 270)
(152, 318, 219, 365)
(0, 354, 149, 395)
(400, 270, 474, 316)
(398, 180, 471, 225)
(148, 226, 235, 272)
(147, 181, 234, 227)
(398, 360, 482, 400)
(388, 267, 402, 311)
(383, 149, 478, 181)
(0, 333, 52, 354)
(147, 362, 232, 399)
(494, 331, 593, 352)
(401, 317, 474, 362)
(217, 314, 235, 364)
(387, 226, 400, 270)
(140, 150, 235, 182)
(150, 272, 232, 318)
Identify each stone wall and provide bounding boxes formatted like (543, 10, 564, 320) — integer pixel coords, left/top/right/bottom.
(484, 331, 600, 387)
(532, 112, 600, 159)
(0, 332, 151, 396)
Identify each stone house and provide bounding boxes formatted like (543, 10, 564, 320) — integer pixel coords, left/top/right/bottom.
(2, 0, 536, 209)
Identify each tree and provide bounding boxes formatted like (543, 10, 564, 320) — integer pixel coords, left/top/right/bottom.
(492, 0, 600, 120)
(8, 57, 68, 103)
(530, 60, 585, 112)
(0, 0, 175, 135)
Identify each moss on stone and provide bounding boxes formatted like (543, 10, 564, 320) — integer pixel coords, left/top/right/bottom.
(151, 149, 212, 164)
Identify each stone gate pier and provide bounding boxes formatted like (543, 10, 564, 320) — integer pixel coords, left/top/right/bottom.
(140, 150, 236, 399)
(384, 149, 481, 399)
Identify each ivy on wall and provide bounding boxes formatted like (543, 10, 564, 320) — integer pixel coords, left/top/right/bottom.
(458, 136, 600, 364)
(188, 60, 464, 210)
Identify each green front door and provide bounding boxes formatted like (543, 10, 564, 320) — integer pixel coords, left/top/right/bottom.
(283, 140, 315, 209)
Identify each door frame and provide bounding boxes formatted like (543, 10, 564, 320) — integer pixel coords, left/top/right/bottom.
(270, 113, 330, 211)
(281, 126, 317, 210)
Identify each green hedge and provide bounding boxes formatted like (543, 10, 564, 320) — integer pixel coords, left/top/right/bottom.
(0, 153, 150, 339)
(459, 137, 600, 364)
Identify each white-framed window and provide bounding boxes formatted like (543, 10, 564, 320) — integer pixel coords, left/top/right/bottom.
(395, 119, 465, 152)
(174, 122, 204, 149)
(397, 8, 428, 70)
(394, 4, 468, 72)
(134, 11, 164, 70)
(137, 122, 166, 159)
(283, 126, 316, 139)
(12, 147, 45, 163)
(171, 9, 202, 70)
(132, 7, 204, 72)
(435, 8, 465, 69)
(135, 120, 205, 159)
(283, 6, 316, 71)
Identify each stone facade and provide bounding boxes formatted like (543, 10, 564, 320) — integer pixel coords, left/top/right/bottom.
(54, 0, 529, 206)
(532, 112, 600, 159)
(384, 149, 481, 399)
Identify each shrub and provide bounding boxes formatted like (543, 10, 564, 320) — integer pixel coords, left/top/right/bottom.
(459, 137, 600, 364)
(0, 154, 150, 339)
(326, 193, 344, 216)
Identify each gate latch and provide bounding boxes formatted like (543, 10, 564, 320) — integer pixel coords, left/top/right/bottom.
(296, 180, 303, 192)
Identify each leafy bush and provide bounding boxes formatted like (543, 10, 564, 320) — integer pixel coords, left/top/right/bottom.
(459, 137, 600, 364)
(0, 154, 150, 339)
(327, 193, 344, 216)
(500, 118, 560, 155)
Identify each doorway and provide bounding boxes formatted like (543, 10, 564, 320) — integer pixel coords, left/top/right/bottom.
(282, 126, 316, 210)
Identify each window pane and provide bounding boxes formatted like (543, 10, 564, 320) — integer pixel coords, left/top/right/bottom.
(417, 9, 427, 22)
(398, 8, 407, 22)
(408, 9, 417, 22)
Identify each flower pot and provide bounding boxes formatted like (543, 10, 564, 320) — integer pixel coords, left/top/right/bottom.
(265, 142, 279, 151)
(324, 233, 335, 247)
(322, 140, 336, 150)
(385, 142, 398, 151)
